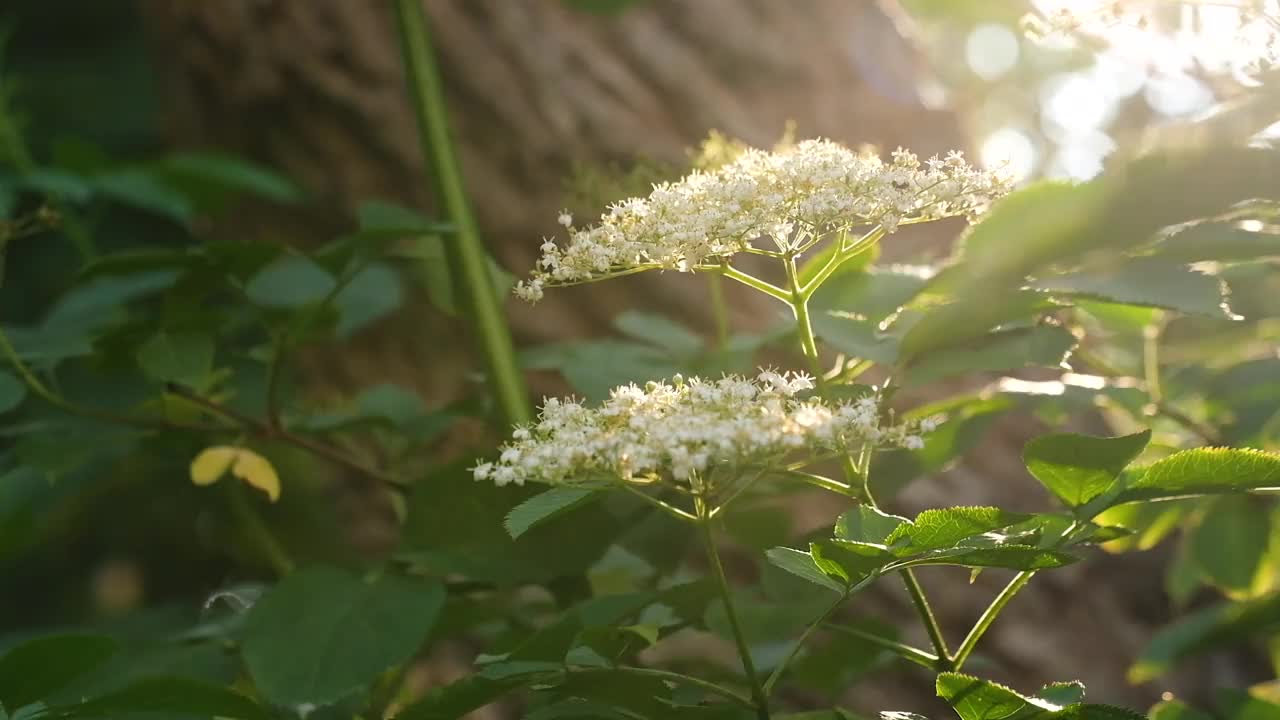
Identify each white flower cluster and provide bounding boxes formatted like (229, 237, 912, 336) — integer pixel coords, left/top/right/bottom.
(473, 371, 931, 488)
(515, 139, 1010, 301)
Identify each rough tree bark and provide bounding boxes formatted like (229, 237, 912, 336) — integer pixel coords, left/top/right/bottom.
(137, 0, 1217, 712)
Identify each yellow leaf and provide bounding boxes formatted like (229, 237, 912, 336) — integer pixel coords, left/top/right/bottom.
(191, 446, 238, 486)
(189, 446, 282, 502)
(230, 449, 281, 503)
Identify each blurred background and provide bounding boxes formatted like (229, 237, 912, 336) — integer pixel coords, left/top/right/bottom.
(2, 0, 1278, 715)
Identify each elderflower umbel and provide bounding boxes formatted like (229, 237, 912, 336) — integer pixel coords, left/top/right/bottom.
(515, 139, 1010, 301)
(473, 370, 931, 489)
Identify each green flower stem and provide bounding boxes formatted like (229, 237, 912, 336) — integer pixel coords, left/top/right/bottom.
(225, 481, 295, 576)
(798, 228, 883, 299)
(900, 569, 953, 670)
(696, 496, 771, 720)
(783, 254, 823, 379)
(708, 273, 731, 348)
(718, 264, 791, 303)
(782, 258, 955, 671)
(762, 591, 848, 696)
(619, 482, 697, 522)
(570, 666, 754, 710)
(772, 469, 855, 497)
(951, 570, 1034, 670)
(823, 623, 939, 669)
(392, 0, 532, 428)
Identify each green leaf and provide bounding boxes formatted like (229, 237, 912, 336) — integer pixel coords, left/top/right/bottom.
(93, 170, 193, 223)
(811, 539, 896, 584)
(1190, 495, 1270, 595)
(244, 255, 337, 309)
(765, 547, 845, 592)
(903, 325, 1077, 386)
(1112, 448, 1280, 505)
(396, 664, 561, 720)
(1037, 682, 1086, 706)
(1129, 592, 1280, 683)
(357, 201, 451, 237)
(43, 676, 271, 720)
(904, 546, 1078, 572)
(886, 507, 1033, 553)
(612, 311, 704, 356)
(899, 290, 1057, 364)
(505, 487, 604, 539)
(1023, 430, 1151, 508)
(1031, 259, 1233, 318)
(333, 262, 404, 338)
(240, 565, 445, 706)
(0, 371, 25, 414)
(937, 674, 1142, 720)
(834, 506, 909, 544)
(1152, 223, 1280, 264)
(936, 672, 1040, 720)
(135, 331, 214, 387)
(158, 152, 302, 204)
(0, 635, 117, 712)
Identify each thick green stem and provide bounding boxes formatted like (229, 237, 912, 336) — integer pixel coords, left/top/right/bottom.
(696, 497, 770, 720)
(952, 570, 1034, 670)
(900, 569, 953, 669)
(783, 255, 823, 379)
(392, 0, 531, 428)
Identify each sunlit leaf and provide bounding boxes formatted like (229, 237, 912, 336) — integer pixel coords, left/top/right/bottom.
(189, 446, 281, 502)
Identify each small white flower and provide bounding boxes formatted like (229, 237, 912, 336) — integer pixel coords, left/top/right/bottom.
(518, 139, 1010, 300)
(904, 435, 925, 450)
(472, 462, 494, 481)
(920, 417, 939, 432)
(479, 370, 923, 489)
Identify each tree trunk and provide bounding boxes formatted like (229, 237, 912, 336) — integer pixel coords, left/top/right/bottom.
(136, 0, 1210, 712)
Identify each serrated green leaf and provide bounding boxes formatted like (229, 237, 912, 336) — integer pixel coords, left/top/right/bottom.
(904, 545, 1078, 572)
(835, 505, 909, 544)
(1190, 495, 1270, 595)
(0, 371, 25, 414)
(1112, 448, 1280, 505)
(506, 487, 603, 539)
(240, 566, 445, 706)
(244, 255, 336, 309)
(899, 290, 1057, 364)
(1023, 430, 1151, 508)
(886, 507, 1032, 553)
(1037, 682, 1086, 707)
(903, 325, 1077, 386)
(765, 547, 845, 592)
(1031, 259, 1233, 318)
(135, 331, 213, 387)
(811, 539, 895, 584)
(42, 676, 271, 720)
(0, 635, 117, 712)
(1152, 223, 1280, 264)
(936, 672, 1040, 720)
(612, 311, 704, 356)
